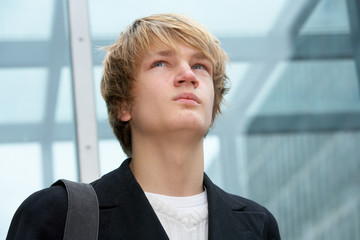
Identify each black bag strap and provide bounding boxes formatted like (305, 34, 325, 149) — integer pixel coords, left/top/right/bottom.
(52, 179, 99, 240)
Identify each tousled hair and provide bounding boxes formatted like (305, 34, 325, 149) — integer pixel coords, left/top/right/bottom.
(101, 13, 229, 157)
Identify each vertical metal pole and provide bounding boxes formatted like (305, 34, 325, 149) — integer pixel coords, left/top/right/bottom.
(67, 0, 100, 182)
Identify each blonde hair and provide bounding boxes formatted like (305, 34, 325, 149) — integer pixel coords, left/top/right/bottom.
(101, 13, 229, 156)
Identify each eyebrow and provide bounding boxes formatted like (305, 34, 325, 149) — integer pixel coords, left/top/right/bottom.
(145, 49, 211, 63)
(148, 49, 175, 58)
(192, 52, 209, 60)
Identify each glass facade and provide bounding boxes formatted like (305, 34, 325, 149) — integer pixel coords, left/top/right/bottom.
(0, 0, 78, 237)
(1, 0, 359, 239)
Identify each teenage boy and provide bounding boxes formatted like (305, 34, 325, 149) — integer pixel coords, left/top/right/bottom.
(7, 13, 281, 239)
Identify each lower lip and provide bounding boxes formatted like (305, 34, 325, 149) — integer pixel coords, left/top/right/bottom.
(175, 99, 199, 105)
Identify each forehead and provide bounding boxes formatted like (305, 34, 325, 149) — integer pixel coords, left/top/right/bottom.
(143, 43, 210, 61)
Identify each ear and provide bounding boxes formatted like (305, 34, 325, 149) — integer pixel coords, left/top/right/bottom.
(117, 107, 131, 122)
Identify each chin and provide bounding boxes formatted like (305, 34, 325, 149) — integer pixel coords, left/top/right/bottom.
(172, 118, 210, 132)
(169, 111, 211, 130)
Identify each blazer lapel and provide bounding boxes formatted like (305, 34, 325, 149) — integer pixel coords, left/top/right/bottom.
(204, 174, 266, 240)
(92, 159, 169, 240)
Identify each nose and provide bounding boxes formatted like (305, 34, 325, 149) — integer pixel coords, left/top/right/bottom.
(174, 65, 199, 88)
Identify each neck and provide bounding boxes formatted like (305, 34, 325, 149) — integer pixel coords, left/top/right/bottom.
(130, 131, 205, 196)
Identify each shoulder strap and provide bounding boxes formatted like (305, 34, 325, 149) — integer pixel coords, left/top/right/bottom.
(52, 179, 99, 240)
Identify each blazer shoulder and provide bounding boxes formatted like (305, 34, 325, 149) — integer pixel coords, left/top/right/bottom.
(7, 185, 67, 240)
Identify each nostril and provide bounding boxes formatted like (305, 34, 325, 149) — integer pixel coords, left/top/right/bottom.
(191, 80, 199, 86)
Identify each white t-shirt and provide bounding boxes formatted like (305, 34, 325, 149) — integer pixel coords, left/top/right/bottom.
(145, 190, 208, 240)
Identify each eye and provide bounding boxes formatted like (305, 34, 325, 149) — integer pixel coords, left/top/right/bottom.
(192, 63, 212, 76)
(192, 64, 206, 70)
(151, 61, 167, 68)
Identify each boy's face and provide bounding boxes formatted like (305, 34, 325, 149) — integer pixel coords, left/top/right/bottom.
(120, 43, 214, 137)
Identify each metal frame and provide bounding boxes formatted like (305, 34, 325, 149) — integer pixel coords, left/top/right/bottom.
(67, 0, 99, 182)
(213, 0, 321, 135)
(247, 112, 360, 134)
(212, 0, 321, 193)
(346, 0, 360, 92)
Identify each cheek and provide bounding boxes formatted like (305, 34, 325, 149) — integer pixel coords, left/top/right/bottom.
(133, 84, 166, 115)
(209, 86, 216, 122)
(206, 84, 215, 118)
(209, 83, 215, 107)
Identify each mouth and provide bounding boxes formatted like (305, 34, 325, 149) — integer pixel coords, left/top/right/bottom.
(173, 93, 200, 105)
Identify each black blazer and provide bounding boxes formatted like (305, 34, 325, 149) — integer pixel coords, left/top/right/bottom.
(7, 158, 280, 239)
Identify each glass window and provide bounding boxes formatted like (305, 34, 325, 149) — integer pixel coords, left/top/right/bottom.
(0, 0, 78, 238)
(0, 68, 47, 123)
(0, 0, 54, 40)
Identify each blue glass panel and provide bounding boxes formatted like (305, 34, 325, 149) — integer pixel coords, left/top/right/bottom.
(0, 68, 47, 123)
(0, 0, 54, 40)
(0, 0, 78, 239)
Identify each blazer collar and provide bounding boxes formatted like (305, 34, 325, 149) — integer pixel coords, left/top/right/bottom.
(204, 174, 266, 239)
(92, 158, 266, 239)
(91, 158, 135, 207)
(92, 158, 169, 239)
